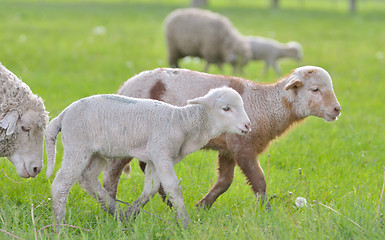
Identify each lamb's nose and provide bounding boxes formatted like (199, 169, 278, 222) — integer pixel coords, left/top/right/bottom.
(245, 123, 251, 131)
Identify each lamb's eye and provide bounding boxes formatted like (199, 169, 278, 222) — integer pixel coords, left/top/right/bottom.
(222, 106, 230, 112)
(21, 126, 30, 132)
(311, 88, 319, 92)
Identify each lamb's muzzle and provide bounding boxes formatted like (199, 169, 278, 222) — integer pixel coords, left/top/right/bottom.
(240, 123, 251, 134)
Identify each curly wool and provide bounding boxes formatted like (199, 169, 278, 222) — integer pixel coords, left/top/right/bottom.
(0, 63, 48, 157)
(0, 134, 17, 156)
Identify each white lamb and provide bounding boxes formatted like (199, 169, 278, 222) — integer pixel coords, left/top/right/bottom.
(0, 63, 48, 178)
(45, 87, 251, 227)
(246, 36, 303, 76)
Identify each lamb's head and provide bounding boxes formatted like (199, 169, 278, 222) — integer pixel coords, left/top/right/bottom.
(187, 86, 251, 135)
(286, 41, 303, 61)
(284, 66, 341, 122)
(0, 104, 48, 178)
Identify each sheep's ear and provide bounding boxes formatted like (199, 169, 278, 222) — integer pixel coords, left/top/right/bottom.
(285, 76, 304, 90)
(0, 111, 19, 135)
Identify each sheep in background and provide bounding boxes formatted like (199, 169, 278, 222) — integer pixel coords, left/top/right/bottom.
(165, 8, 251, 74)
(246, 36, 303, 76)
(103, 66, 341, 210)
(0, 63, 48, 178)
(46, 88, 250, 227)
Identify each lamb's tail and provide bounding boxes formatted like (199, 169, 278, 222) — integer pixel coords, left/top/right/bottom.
(45, 111, 65, 178)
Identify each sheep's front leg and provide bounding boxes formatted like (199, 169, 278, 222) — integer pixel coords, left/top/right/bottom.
(124, 162, 160, 221)
(263, 60, 272, 76)
(138, 161, 174, 208)
(196, 151, 236, 209)
(236, 156, 270, 208)
(271, 61, 281, 76)
(153, 159, 191, 227)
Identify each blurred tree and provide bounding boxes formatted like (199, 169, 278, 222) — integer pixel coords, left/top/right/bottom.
(271, 0, 279, 8)
(191, 0, 208, 7)
(349, 0, 357, 12)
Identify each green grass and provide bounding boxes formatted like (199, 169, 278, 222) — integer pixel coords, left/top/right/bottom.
(1, 0, 384, 239)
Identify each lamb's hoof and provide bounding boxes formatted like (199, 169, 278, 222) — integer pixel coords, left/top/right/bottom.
(123, 206, 140, 221)
(264, 201, 272, 211)
(115, 209, 127, 222)
(195, 200, 212, 210)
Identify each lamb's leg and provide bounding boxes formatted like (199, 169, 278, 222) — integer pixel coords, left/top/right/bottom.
(271, 61, 281, 76)
(196, 151, 236, 209)
(154, 159, 191, 227)
(203, 62, 210, 73)
(103, 157, 132, 199)
(139, 161, 174, 208)
(263, 61, 271, 76)
(125, 162, 160, 221)
(51, 151, 90, 226)
(78, 156, 121, 218)
(236, 155, 269, 208)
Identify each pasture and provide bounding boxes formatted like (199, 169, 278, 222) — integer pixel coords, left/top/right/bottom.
(0, 0, 384, 239)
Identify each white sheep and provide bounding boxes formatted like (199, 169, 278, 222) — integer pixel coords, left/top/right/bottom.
(46, 88, 250, 227)
(0, 63, 48, 178)
(246, 36, 303, 76)
(103, 66, 341, 210)
(165, 8, 251, 74)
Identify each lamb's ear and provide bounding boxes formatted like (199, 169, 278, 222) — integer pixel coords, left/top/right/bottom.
(187, 96, 206, 105)
(285, 75, 304, 90)
(0, 111, 19, 135)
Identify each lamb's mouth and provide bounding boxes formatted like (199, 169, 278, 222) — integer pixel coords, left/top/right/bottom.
(326, 114, 338, 121)
(238, 127, 250, 135)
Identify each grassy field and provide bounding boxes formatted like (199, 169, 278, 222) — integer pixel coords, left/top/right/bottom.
(1, 0, 384, 239)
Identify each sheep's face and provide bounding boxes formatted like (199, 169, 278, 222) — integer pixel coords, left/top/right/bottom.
(188, 87, 251, 135)
(5, 110, 48, 178)
(285, 66, 341, 122)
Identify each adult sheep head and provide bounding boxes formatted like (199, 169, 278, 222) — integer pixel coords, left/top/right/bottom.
(187, 86, 251, 135)
(1, 108, 47, 178)
(284, 66, 341, 122)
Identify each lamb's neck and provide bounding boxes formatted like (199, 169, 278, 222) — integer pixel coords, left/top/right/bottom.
(278, 47, 291, 58)
(251, 79, 303, 139)
(176, 105, 215, 149)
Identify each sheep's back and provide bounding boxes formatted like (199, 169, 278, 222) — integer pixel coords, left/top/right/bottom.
(165, 8, 236, 58)
(59, 95, 185, 155)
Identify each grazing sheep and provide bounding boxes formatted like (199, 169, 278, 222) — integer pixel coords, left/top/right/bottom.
(103, 66, 341, 210)
(46, 88, 250, 227)
(0, 63, 48, 178)
(165, 8, 251, 74)
(246, 36, 303, 76)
